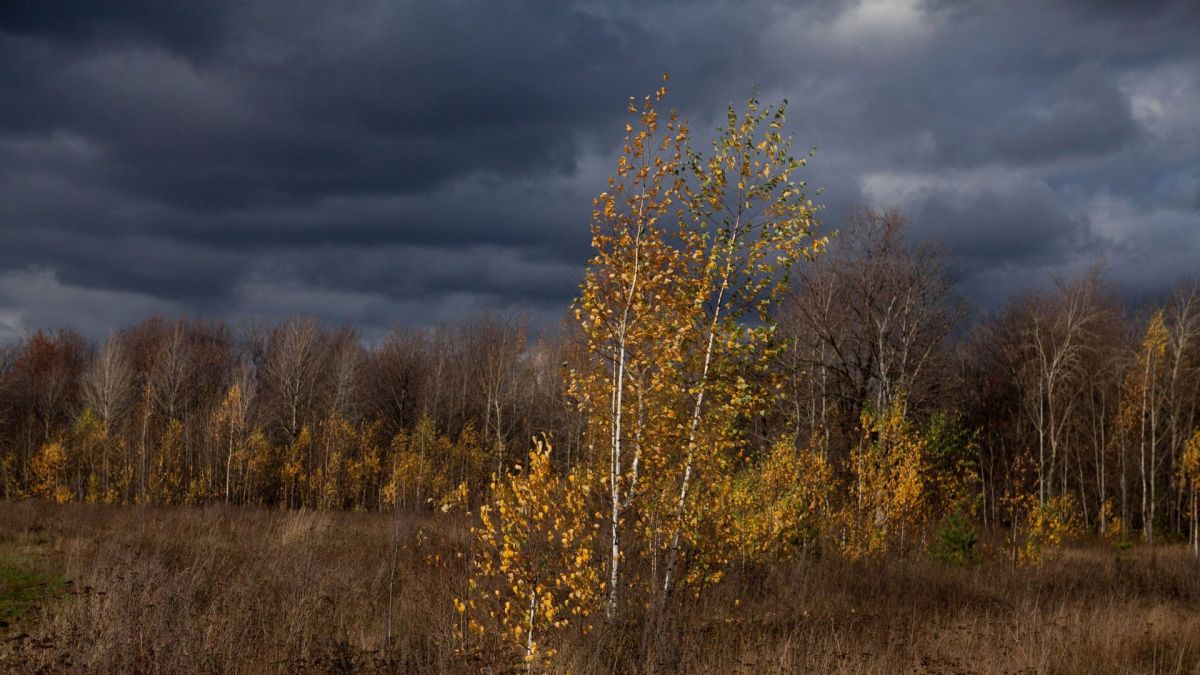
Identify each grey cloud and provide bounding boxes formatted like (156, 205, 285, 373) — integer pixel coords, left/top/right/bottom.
(0, 0, 236, 60)
(0, 228, 246, 305)
(904, 180, 1098, 269)
(0, 0, 1198, 338)
(978, 69, 1138, 165)
(252, 244, 580, 307)
(0, 267, 183, 342)
(890, 176, 1115, 311)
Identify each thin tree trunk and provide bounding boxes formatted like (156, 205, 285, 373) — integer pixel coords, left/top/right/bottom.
(662, 216, 741, 601)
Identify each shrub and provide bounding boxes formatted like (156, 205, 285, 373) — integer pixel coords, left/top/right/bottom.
(930, 509, 979, 566)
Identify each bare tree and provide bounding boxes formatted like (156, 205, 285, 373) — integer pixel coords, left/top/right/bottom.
(261, 317, 330, 442)
(1164, 281, 1200, 530)
(327, 327, 365, 423)
(466, 313, 527, 474)
(149, 323, 191, 423)
(780, 207, 960, 454)
(1015, 271, 1104, 505)
(80, 334, 135, 433)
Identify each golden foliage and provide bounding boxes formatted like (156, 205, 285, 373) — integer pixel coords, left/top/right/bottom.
(839, 400, 930, 559)
(1179, 429, 1200, 552)
(704, 436, 832, 569)
(1182, 429, 1200, 481)
(1097, 498, 1126, 544)
(1017, 494, 1081, 565)
(1001, 452, 1080, 565)
(1117, 310, 1170, 436)
(149, 419, 185, 506)
(381, 417, 488, 513)
(243, 430, 277, 504)
(568, 77, 826, 613)
(31, 440, 71, 503)
(460, 437, 601, 668)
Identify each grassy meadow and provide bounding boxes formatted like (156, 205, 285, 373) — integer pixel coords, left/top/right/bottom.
(0, 501, 1197, 673)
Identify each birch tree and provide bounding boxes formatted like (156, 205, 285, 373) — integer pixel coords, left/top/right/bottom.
(660, 94, 825, 600)
(1016, 274, 1101, 506)
(570, 77, 688, 619)
(80, 335, 135, 434)
(570, 81, 825, 615)
(1119, 311, 1169, 543)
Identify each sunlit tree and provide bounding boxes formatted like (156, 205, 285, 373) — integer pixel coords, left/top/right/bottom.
(459, 437, 600, 669)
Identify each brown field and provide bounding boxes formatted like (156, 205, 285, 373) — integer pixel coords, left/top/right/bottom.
(0, 501, 1198, 674)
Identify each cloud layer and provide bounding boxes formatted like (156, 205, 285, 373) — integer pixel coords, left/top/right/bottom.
(1, 0, 1197, 340)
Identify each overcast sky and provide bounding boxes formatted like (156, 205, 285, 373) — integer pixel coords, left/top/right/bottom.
(1, 0, 1198, 341)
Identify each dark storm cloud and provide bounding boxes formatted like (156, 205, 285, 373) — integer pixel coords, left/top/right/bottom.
(1, 0, 1198, 338)
(0, 0, 235, 59)
(904, 179, 1099, 268)
(935, 68, 1141, 167)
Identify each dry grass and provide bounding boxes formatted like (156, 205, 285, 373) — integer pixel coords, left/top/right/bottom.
(0, 502, 469, 673)
(0, 502, 1198, 673)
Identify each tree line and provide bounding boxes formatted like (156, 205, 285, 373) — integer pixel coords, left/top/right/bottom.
(0, 312, 575, 511)
(0, 183, 1197, 547)
(1, 217, 1196, 550)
